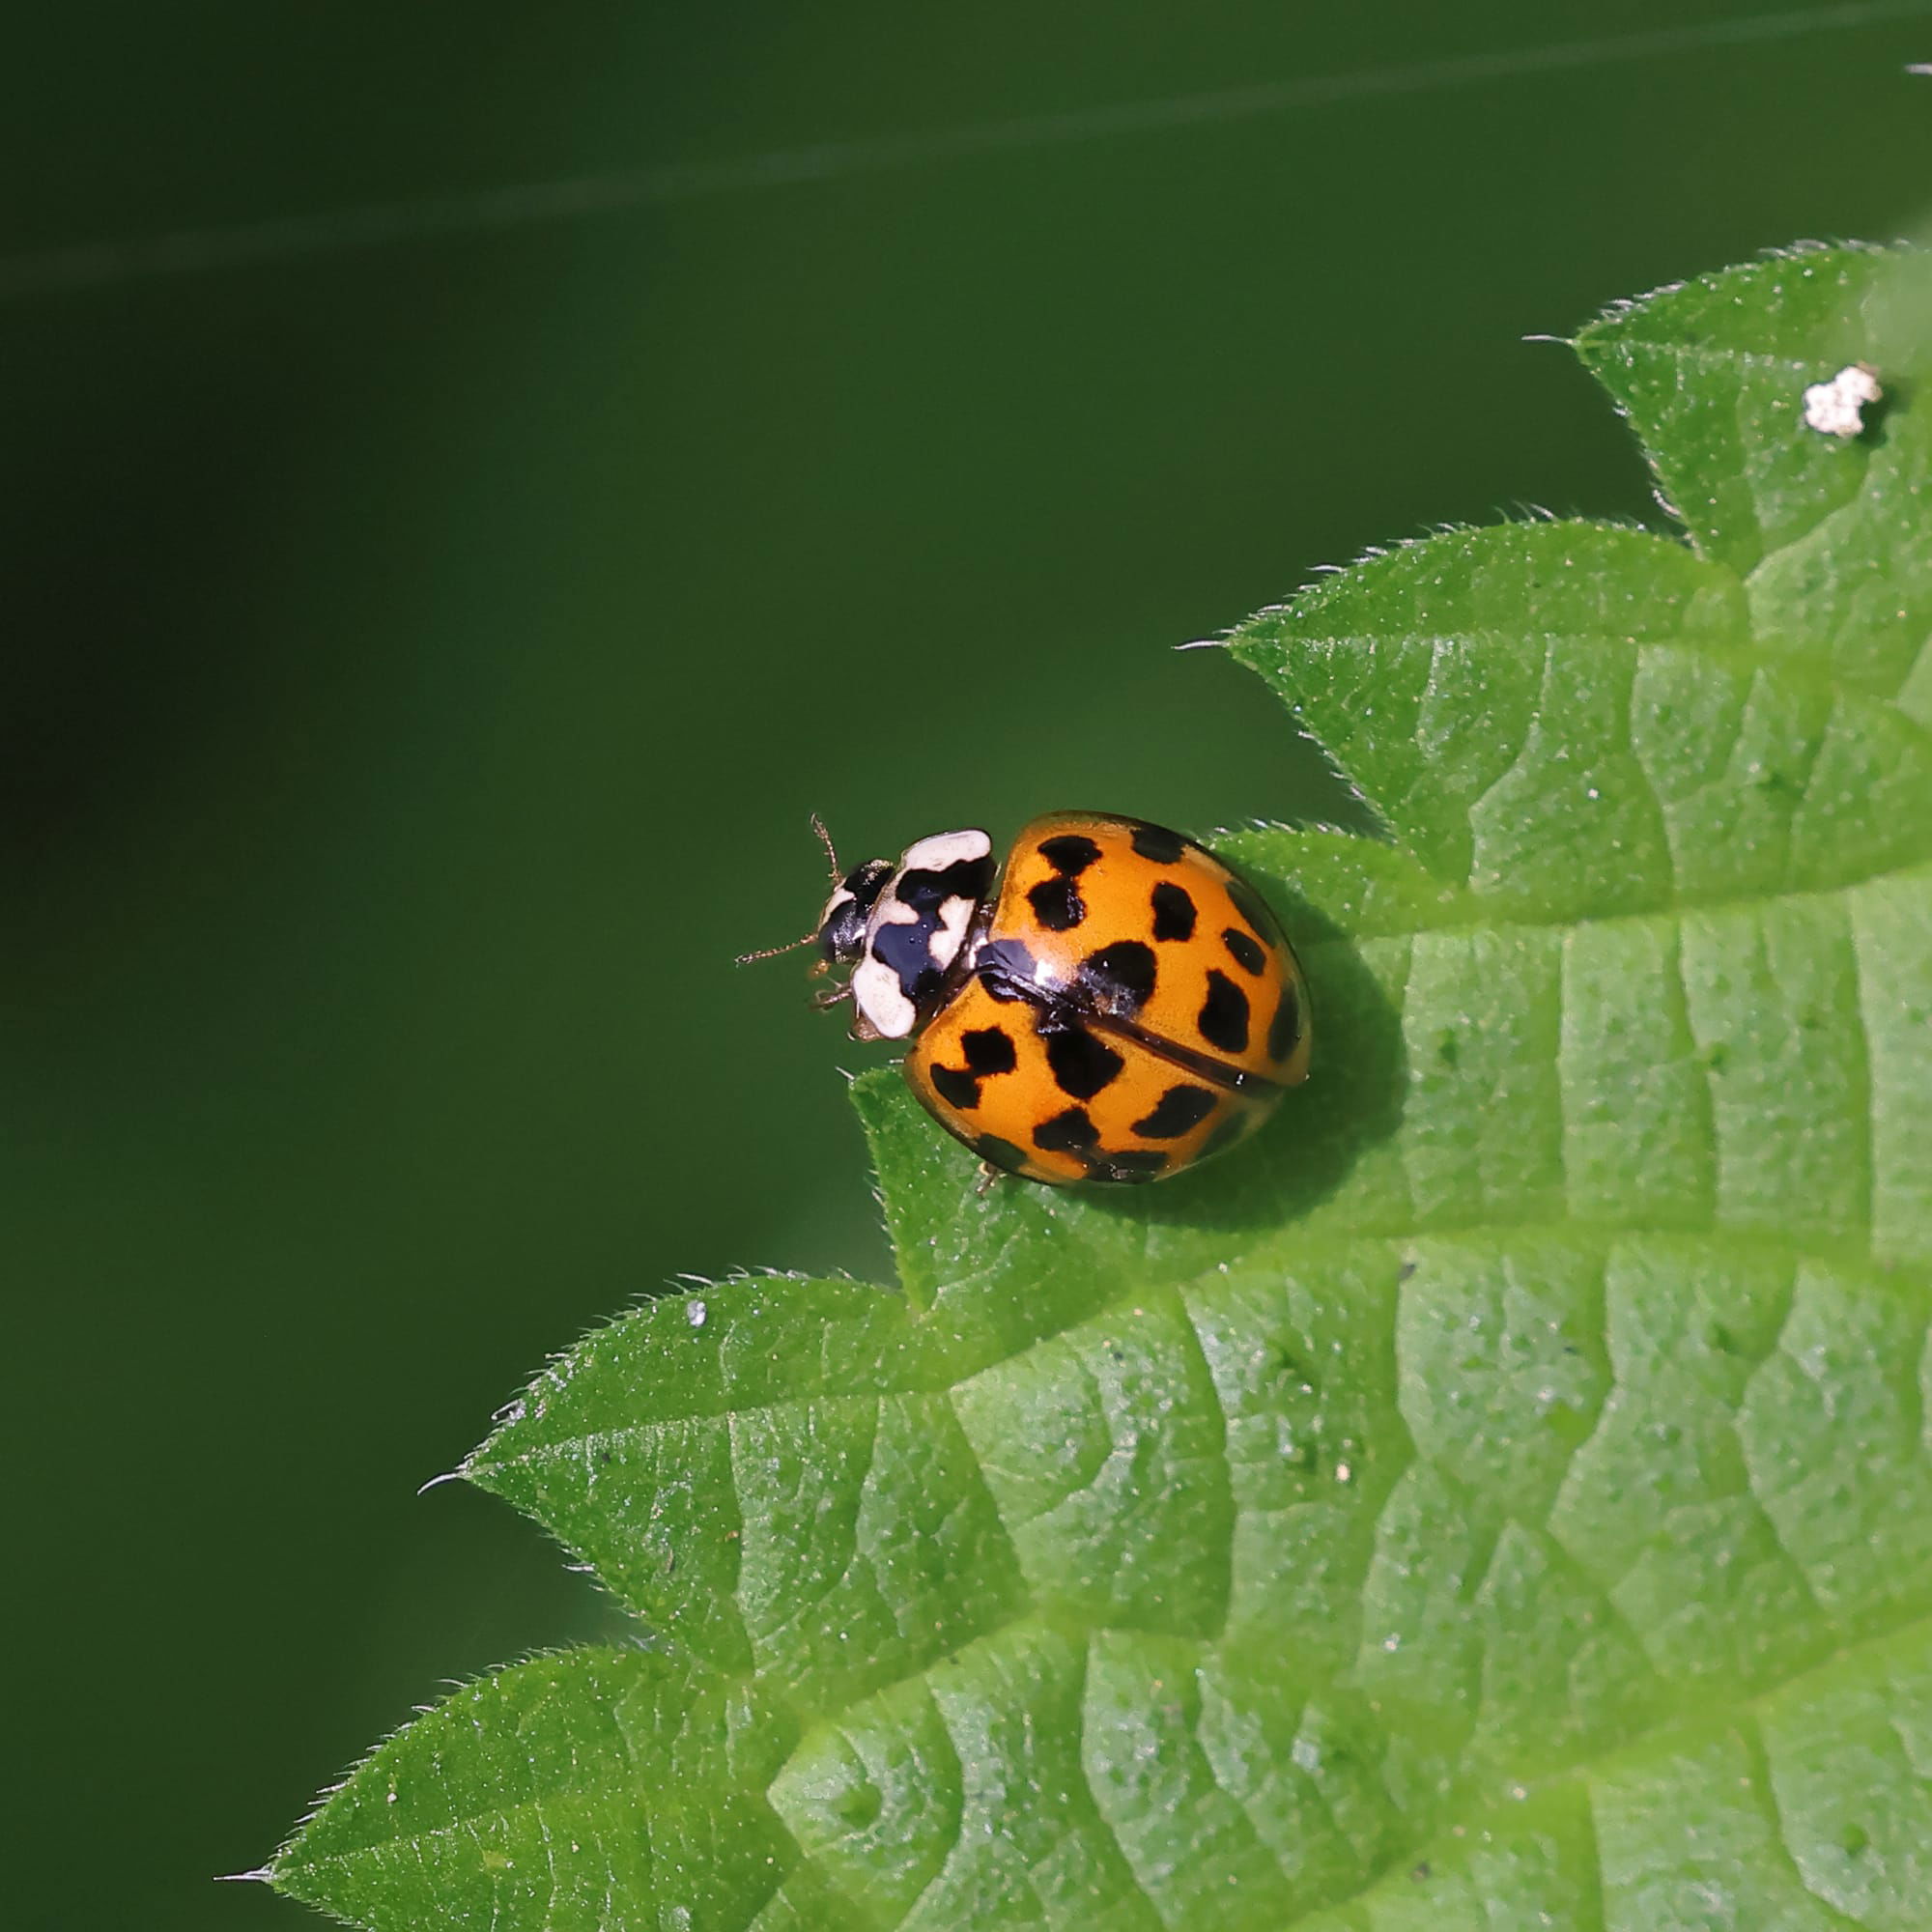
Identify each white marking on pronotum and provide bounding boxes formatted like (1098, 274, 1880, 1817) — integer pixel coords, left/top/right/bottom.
(1803, 362, 1883, 437)
(897, 828, 993, 874)
(932, 891, 976, 958)
(851, 949, 919, 1038)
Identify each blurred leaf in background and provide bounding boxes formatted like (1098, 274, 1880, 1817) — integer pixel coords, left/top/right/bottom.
(5, 4, 1932, 1927)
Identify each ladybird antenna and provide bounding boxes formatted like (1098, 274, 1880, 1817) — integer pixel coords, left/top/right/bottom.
(810, 810, 841, 883)
(733, 929, 819, 967)
(732, 813, 846, 967)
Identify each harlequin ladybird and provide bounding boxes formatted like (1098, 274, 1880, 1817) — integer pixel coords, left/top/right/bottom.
(751, 811, 1310, 1185)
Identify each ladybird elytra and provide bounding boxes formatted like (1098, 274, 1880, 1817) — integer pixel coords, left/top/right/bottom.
(795, 810, 1309, 1186)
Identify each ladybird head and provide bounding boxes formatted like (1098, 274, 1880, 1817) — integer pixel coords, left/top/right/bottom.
(736, 816, 886, 973)
(741, 820, 998, 1043)
(814, 858, 895, 966)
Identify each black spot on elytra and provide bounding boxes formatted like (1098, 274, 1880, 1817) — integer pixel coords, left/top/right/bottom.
(1076, 940, 1157, 1017)
(1267, 981, 1303, 1062)
(1151, 883, 1196, 942)
(1222, 926, 1266, 975)
(962, 1027, 1017, 1074)
(928, 1063, 981, 1110)
(1038, 833, 1102, 875)
(927, 1025, 1018, 1112)
(1132, 1084, 1219, 1138)
(1034, 1105, 1170, 1182)
(1044, 1024, 1124, 1100)
(1033, 1107, 1100, 1155)
(1095, 1148, 1169, 1183)
(1198, 969, 1251, 1054)
(1225, 875, 1276, 943)
(1129, 822, 1185, 864)
(974, 1133, 1031, 1174)
(1028, 876, 1085, 931)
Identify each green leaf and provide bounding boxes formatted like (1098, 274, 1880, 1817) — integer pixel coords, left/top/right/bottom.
(273, 243, 1932, 1931)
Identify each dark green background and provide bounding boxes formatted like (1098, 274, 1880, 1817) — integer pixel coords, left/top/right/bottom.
(6, 5, 1929, 1924)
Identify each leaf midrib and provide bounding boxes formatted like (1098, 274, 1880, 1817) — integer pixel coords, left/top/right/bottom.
(1272, 620, 1862, 688)
(1276, 848, 1932, 942)
(1582, 334, 1861, 380)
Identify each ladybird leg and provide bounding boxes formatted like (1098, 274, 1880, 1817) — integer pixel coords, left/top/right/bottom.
(975, 1160, 1009, 1198)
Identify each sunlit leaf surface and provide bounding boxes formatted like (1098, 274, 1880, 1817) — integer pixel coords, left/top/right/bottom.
(275, 245, 1932, 1931)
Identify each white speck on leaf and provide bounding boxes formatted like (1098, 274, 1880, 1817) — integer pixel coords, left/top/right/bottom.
(687, 1299, 707, 1327)
(1803, 363, 1882, 438)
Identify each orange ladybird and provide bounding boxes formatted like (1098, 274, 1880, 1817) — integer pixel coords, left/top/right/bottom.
(767, 811, 1310, 1185)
